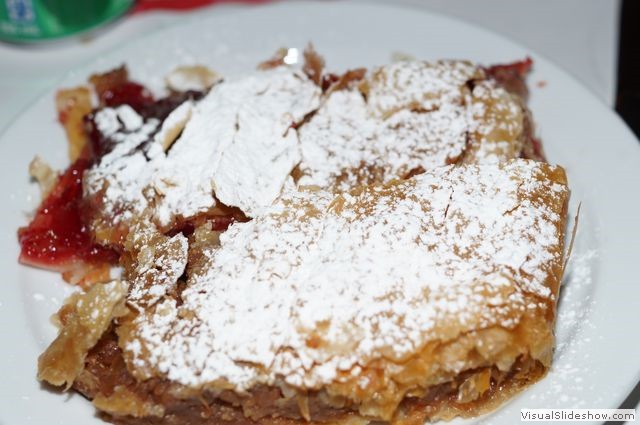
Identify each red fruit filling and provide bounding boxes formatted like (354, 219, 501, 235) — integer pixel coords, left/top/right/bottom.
(485, 57, 534, 100)
(18, 159, 119, 271)
(100, 81, 154, 112)
(19, 78, 208, 274)
(485, 57, 533, 79)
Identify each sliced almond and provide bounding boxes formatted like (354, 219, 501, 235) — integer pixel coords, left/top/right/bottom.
(153, 100, 193, 152)
(165, 65, 221, 92)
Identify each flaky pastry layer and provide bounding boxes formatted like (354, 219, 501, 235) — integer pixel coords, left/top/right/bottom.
(40, 160, 569, 424)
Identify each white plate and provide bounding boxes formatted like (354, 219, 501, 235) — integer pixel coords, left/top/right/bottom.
(1, 2, 639, 424)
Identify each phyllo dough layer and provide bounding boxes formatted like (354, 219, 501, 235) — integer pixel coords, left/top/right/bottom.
(40, 159, 569, 424)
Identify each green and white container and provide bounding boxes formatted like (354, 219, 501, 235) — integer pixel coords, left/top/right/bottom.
(0, 0, 133, 42)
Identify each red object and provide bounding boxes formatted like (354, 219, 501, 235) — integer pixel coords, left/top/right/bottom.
(166, 215, 235, 238)
(485, 57, 533, 79)
(321, 73, 340, 92)
(529, 136, 546, 161)
(211, 215, 235, 231)
(484, 57, 534, 101)
(18, 159, 119, 271)
(100, 82, 154, 112)
(132, 0, 268, 13)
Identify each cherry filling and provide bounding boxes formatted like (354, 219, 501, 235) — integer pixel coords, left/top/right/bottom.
(17, 74, 159, 273)
(19, 73, 215, 275)
(100, 81, 154, 112)
(485, 57, 533, 79)
(18, 159, 119, 271)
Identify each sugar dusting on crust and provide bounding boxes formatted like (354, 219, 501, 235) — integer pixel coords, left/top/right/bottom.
(464, 80, 525, 163)
(154, 67, 320, 221)
(365, 60, 479, 117)
(80, 58, 553, 397)
(126, 219, 189, 308)
(298, 61, 525, 191)
(84, 68, 320, 227)
(85, 61, 525, 228)
(124, 160, 568, 391)
(298, 87, 468, 190)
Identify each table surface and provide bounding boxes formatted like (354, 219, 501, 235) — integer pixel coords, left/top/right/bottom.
(2, 0, 637, 415)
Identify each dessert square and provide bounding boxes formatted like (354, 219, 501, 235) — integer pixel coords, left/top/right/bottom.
(40, 160, 569, 424)
(21, 47, 567, 424)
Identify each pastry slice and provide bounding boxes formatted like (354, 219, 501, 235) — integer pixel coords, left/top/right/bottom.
(39, 159, 570, 424)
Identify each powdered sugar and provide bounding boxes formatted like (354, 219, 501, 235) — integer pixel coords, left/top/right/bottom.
(84, 106, 161, 223)
(84, 61, 526, 230)
(85, 68, 321, 227)
(152, 67, 320, 221)
(366, 60, 479, 117)
(126, 160, 568, 391)
(298, 87, 468, 190)
(127, 221, 189, 308)
(464, 80, 525, 163)
(298, 61, 525, 191)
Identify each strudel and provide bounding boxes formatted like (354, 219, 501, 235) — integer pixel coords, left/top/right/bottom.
(20, 47, 567, 424)
(38, 160, 569, 424)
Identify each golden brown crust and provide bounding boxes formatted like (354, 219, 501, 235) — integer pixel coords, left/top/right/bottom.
(55, 86, 93, 162)
(461, 80, 526, 163)
(36, 161, 569, 425)
(38, 281, 129, 388)
(72, 329, 548, 425)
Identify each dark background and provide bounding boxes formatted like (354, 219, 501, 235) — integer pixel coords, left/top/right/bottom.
(616, 0, 640, 139)
(609, 4, 640, 418)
